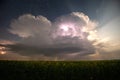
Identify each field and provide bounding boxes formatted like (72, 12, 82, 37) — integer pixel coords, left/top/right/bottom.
(0, 60, 120, 80)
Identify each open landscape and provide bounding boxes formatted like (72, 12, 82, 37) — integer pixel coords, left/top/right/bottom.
(0, 60, 120, 80)
(0, 0, 120, 80)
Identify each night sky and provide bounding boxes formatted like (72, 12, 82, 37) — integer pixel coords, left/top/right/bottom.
(0, 0, 120, 60)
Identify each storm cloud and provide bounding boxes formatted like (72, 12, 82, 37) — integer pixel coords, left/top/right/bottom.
(2, 12, 97, 59)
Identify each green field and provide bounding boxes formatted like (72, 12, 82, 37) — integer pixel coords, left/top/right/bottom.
(0, 60, 120, 80)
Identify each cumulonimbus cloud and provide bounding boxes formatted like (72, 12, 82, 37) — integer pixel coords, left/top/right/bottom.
(6, 12, 99, 59)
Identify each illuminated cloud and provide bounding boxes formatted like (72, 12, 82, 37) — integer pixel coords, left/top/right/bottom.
(8, 14, 53, 46)
(6, 12, 98, 59)
(1, 12, 119, 60)
(0, 0, 120, 60)
(9, 14, 51, 38)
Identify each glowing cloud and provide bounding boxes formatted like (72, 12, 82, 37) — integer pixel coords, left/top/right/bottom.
(2, 11, 119, 60)
(7, 12, 98, 59)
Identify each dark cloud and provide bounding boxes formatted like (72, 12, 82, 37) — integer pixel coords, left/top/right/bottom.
(2, 42, 95, 57)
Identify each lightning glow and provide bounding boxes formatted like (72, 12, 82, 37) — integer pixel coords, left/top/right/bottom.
(0, 46, 6, 55)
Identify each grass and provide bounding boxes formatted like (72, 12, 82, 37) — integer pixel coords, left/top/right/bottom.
(0, 60, 120, 80)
